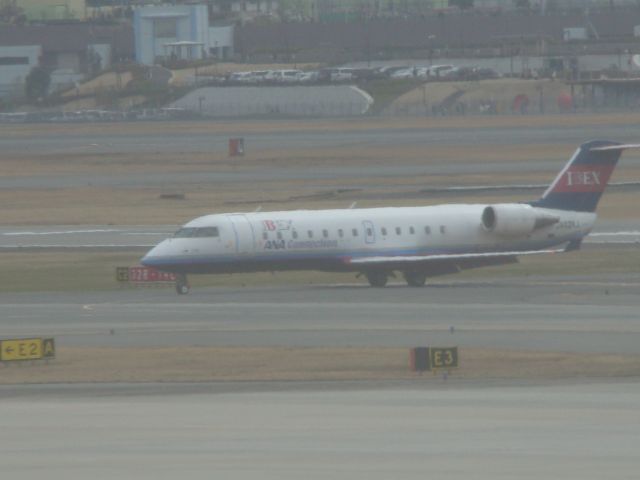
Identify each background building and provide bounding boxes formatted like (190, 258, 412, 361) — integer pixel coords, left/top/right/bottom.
(0, 44, 41, 98)
(0, 24, 133, 99)
(16, 0, 87, 21)
(134, 4, 233, 65)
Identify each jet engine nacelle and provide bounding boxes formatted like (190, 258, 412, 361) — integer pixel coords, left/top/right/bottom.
(481, 204, 559, 236)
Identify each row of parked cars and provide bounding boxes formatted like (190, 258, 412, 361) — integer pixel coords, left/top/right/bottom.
(226, 68, 354, 85)
(384, 64, 496, 80)
(223, 64, 499, 85)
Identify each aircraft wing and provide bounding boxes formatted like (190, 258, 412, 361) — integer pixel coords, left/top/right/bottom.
(347, 248, 564, 266)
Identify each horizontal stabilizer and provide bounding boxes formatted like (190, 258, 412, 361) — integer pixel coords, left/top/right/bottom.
(590, 144, 640, 151)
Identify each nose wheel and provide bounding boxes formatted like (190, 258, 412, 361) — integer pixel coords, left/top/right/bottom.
(175, 274, 190, 295)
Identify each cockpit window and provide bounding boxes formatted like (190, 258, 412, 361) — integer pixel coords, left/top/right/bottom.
(198, 227, 219, 237)
(174, 226, 219, 238)
(174, 228, 196, 237)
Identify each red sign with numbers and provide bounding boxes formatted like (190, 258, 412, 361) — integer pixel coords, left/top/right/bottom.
(128, 266, 176, 283)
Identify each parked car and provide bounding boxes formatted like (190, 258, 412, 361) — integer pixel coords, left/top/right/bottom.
(427, 64, 456, 79)
(251, 70, 274, 83)
(390, 68, 416, 79)
(298, 70, 319, 83)
(270, 69, 304, 83)
(228, 71, 255, 84)
(351, 68, 376, 81)
(329, 68, 356, 82)
(414, 67, 430, 78)
(373, 65, 410, 78)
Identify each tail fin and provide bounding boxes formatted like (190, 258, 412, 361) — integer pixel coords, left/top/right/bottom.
(531, 140, 639, 212)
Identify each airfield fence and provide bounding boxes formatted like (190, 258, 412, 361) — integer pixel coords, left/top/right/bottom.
(0, 101, 635, 124)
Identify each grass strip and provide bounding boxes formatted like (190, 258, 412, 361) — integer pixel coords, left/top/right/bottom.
(2, 347, 639, 384)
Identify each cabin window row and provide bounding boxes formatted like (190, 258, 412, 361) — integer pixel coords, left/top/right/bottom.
(262, 225, 446, 240)
(378, 225, 445, 235)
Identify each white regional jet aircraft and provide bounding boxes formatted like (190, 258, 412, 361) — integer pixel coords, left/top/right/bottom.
(142, 140, 637, 294)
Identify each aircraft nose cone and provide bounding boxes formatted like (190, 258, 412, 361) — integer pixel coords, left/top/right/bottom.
(140, 253, 155, 267)
(140, 243, 164, 267)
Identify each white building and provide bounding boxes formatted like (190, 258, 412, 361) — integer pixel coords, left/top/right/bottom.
(0, 45, 42, 98)
(134, 4, 234, 66)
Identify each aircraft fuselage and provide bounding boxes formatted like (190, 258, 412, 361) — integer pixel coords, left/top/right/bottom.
(141, 204, 595, 275)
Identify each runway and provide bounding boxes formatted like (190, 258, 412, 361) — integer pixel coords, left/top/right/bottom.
(2, 120, 640, 191)
(0, 225, 171, 249)
(2, 381, 639, 480)
(1, 117, 639, 478)
(4, 122, 640, 156)
(1, 274, 639, 354)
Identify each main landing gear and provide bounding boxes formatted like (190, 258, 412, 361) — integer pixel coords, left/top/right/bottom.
(175, 274, 190, 295)
(403, 271, 427, 287)
(363, 271, 427, 288)
(365, 271, 388, 288)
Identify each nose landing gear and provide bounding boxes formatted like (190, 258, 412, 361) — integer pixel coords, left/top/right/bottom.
(175, 274, 190, 295)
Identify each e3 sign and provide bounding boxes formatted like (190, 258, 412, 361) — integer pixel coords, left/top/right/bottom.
(430, 347, 458, 369)
(410, 346, 459, 372)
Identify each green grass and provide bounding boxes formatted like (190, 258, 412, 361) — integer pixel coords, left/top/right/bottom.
(0, 246, 637, 293)
(0, 252, 141, 293)
(0, 251, 358, 292)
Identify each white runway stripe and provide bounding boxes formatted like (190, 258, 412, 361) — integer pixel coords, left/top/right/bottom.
(3, 229, 121, 236)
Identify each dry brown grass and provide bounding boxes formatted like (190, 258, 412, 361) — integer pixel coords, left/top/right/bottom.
(6, 112, 640, 138)
(0, 143, 574, 177)
(1, 347, 639, 384)
(0, 182, 637, 225)
(1, 115, 639, 225)
(394, 78, 571, 113)
(0, 245, 637, 293)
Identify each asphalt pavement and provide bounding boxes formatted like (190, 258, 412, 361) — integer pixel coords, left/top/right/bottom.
(2, 381, 639, 480)
(2, 120, 640, 191)
(1, 274, 639, 354)
(2, 118, 639, 478)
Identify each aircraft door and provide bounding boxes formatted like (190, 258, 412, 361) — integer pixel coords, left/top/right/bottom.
(227, 214, 255, 255)
(363, 220, 376, 244)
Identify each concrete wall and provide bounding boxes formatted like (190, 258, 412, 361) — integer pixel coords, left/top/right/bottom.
(0, 45, 41, 99)
(89, 44, 112, 71)
(172, 85, 373, 117)
(50, 71, 84, 93)
(209, 26, 234, 59)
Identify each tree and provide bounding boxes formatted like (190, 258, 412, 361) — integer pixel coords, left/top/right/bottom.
(25, 67, 51, 101)
(449, 0, 474, 9)
(0, 0, 26, 25)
